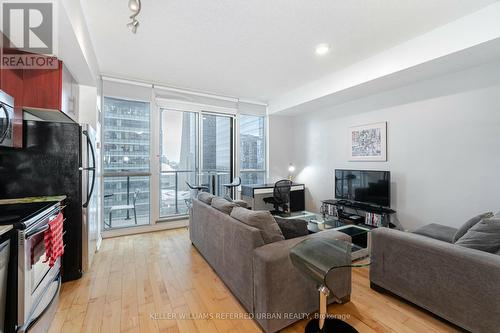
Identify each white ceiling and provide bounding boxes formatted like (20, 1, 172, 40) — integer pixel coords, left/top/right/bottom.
(81, 0, 498, 102)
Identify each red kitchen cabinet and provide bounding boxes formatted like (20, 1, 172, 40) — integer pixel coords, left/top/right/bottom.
(1, 51, 79, 128)
(22, 60, 64, 110)
(22, 60, 79, 121)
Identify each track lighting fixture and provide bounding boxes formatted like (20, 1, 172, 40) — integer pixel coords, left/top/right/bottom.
(127, 0, 141, 34)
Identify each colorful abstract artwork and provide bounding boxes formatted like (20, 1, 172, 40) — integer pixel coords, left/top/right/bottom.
(349, 122, 387, 161)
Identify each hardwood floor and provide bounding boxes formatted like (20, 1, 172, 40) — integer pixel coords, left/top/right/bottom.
(48, 227, 461, 333)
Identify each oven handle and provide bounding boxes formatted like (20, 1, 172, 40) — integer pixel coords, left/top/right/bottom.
(0, 104, 10, 144)
(25, 225, 49, 239)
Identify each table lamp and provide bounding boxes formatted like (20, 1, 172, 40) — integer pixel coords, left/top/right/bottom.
(288, 163, 295, 181)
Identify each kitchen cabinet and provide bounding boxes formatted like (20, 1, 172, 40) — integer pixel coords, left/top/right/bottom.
(22, 60, 79, 122)
(1, 53, 79, 135)
(22, 62, 63, 110)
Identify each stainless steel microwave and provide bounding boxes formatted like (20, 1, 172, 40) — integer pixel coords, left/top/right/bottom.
(0, 90, 14, 148)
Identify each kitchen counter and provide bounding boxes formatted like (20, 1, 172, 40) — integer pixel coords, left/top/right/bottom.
(0, 195, 67, 206)
(0, 225, 13, 236)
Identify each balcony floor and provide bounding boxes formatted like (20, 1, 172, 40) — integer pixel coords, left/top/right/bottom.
(103, 215, 150, 229)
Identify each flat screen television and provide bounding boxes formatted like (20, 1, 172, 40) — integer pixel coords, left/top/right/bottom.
(335, 169, 390, 207)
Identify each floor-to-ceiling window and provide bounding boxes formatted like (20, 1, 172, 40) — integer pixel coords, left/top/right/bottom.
(239, 114, 266, 185)
(102, 97, 151, 229)
(160, 109, 198, 217)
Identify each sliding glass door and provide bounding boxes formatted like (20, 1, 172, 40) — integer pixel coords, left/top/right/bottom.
(159, 110, 198, 217)
(159, 110, 234, 218)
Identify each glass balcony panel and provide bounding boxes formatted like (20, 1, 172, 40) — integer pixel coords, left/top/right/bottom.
(103, 176, 150, 229)
(160, 171, 197, 217)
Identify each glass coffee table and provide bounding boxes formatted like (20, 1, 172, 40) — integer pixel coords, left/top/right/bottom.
(278, 211, 373, 260)
(290, 237, 370, 333)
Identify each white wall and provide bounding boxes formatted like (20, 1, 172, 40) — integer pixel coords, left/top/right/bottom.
(268, 115, 293, 182)
(78, 85, 99, 128)
(286, 61, 500, 231)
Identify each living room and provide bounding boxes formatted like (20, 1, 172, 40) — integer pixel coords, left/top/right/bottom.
(0, 1, 499, 333)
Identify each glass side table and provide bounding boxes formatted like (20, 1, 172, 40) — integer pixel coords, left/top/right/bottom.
(290, 237, 370, 333)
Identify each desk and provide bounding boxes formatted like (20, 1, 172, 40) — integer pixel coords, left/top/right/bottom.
(240, 183, 305, 211)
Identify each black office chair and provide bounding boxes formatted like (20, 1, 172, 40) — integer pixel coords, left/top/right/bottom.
(263, 179, 292, 215)
(222, 177, 241, 201)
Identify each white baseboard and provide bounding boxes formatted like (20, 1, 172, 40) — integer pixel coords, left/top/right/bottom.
(102, 219, 189, 238)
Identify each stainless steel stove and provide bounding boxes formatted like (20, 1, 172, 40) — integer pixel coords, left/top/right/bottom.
(0, 201, 64, 333)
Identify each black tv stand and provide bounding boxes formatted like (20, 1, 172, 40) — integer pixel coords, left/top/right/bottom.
(321, 199, 396, 228)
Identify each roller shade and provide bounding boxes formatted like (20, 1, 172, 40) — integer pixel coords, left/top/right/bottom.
(238, 100, 267, 116)
(154, 85, 238, 111)
(102, 77, 152, 102)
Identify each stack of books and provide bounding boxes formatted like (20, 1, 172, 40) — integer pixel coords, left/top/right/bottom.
(365, 212, 385, 227)
(322, 203, 337, 216)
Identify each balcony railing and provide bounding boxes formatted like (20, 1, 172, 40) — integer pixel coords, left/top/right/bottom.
(103, 171, 151, 230)
(160, 170, 231, 217)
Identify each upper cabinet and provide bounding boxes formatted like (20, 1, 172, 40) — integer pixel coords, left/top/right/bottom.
(21, 60, 79, 122)
(1, 55, 79, 122)
(22, 61, 63, 110)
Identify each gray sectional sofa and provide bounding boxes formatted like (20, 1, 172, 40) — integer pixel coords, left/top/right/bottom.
(370, 227, 500, 333)
(189, 196, 352, 333)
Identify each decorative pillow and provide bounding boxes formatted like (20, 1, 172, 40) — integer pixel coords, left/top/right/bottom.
(274, 216, 309, 239)
(230, 207, 284, 244)
(455, 217, 500, 254)
(211, 197, 238, 215)
(197, 192, 215, 205)
(233, 200, 249, 209)
(452, 212, 493, 243)
(412, 223, 458, 243)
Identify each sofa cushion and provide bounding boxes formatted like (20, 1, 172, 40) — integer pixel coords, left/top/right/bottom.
(197, 192, 215, 205)
(211, 197, 238, 215)
(413, 223, 458, 243)
(455, 217, 500, 254)
(274, 217, 309, 239)
(230, 207, 284, 244)
(452, 212, 494, 243)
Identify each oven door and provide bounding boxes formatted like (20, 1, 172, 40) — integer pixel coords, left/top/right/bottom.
(18, 212, 61, 328)
(0, 102, 13, 148)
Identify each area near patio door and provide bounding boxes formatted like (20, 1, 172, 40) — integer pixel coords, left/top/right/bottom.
(102, 97, 151, 230)
(160, 109, 234, 218)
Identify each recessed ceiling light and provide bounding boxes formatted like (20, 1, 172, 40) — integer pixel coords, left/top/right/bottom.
(315, 43, 330, 56)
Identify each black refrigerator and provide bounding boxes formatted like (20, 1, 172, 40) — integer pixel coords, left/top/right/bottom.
(0, 119, 90, 282)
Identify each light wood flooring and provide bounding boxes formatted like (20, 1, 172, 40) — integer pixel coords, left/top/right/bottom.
(48, 227, 461, 333)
